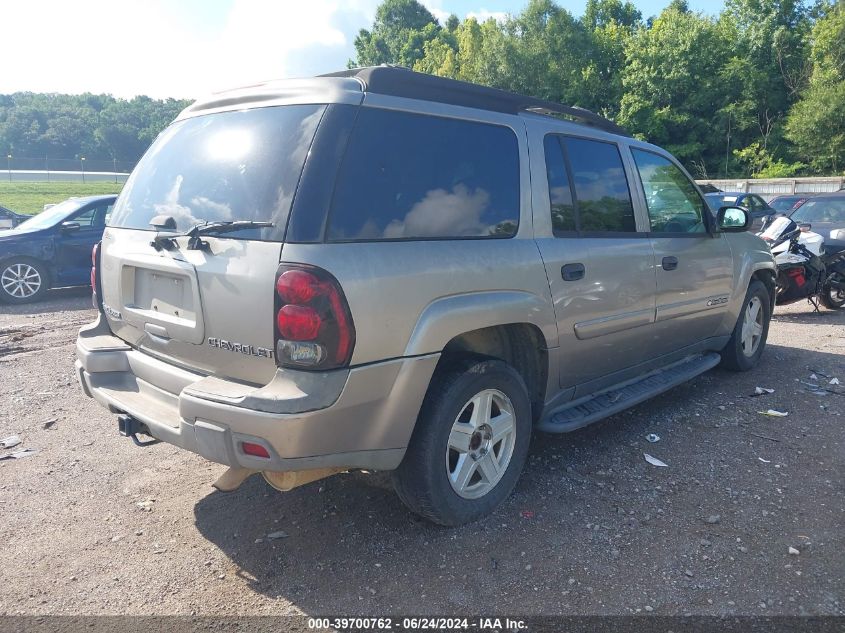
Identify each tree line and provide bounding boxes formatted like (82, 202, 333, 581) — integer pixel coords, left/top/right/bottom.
(2, 0, 841, 177)
(0, 93, 191, 166)
(353, 0, 845, 177)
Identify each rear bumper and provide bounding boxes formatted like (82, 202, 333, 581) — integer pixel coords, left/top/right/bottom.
(75, 315, 439, 471)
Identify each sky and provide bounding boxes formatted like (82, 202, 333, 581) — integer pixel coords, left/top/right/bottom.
(3, 0, 723, 100)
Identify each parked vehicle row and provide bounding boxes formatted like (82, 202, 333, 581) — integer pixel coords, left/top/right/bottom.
(705, 192, 775, 232)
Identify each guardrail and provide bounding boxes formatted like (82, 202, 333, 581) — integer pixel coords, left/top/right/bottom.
(2, 170, 130, 183)
(696, 177, 844, 199)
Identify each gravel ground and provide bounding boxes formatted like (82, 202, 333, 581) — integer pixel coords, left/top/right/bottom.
(0, 287, 843, 617)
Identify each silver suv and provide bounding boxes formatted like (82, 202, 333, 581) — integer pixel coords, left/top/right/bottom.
(76, 67, 776, 525)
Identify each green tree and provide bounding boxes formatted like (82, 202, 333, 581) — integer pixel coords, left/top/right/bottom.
(581, 1, 641, 118)
(583, 0, 641, 29)
(351, 0, 440, 67)
(618, 5, 733, 172)
(785, 3, 845, 172)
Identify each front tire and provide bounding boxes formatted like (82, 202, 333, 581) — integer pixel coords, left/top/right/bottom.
(0, 258, 49, 304)
(392, 358, 532, 526)
(720, 279, 771, 371)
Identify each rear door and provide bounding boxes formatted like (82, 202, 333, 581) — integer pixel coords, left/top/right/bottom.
(628, 147, 733, 354)
(100, 104, 326, 385)
(53, 201, 110, 286)
(529, 124, 658, 390)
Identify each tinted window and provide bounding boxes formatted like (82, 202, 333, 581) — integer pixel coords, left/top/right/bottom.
(632, 149, 707, 234)
(327, 108, 519, 240)
(792, 198, 845, 223)
(109, 105, 325, 241)
(70, 207, 102, 228)
(562, 137, 635, 232)
(543, 135, 576, 234)
(770, 196, 803, 212)
(743, 195, 765, 212)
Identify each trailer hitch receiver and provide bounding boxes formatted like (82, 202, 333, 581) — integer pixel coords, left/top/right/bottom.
(117, 414, 160, 447)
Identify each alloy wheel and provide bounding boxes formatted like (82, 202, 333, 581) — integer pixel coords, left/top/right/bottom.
(741, 296, 764, 357)
(446, 388, 517, 500)
(1, 263, 42, 299)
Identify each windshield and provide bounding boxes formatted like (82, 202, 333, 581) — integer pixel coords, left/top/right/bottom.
(791, 198, 845, 224)
(770, 196, 802, 212)
(14, 198, 88, 230)
(760, 215, 797, 242)
(108, 104, 325, 241)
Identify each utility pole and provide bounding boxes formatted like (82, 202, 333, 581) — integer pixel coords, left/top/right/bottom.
(724, 112, 731, 179)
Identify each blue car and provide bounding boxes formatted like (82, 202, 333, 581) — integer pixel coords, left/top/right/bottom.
(0, 195, 117, 304)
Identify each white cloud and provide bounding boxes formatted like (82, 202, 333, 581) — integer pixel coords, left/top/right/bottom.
(466, 8, 509, 23)
(0, 0, 378, 99)
(1, 0, 510, 99)
(420, 0, 450, 24)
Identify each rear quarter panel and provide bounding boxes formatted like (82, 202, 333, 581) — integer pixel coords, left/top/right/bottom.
(280, 240, 557, 366)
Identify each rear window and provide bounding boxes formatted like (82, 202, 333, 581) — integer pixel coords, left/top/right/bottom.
(326, 108, 520, 241)
(108, 105, 325, 241)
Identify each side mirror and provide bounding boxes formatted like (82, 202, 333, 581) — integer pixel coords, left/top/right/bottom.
(798, 223, 812, 233)
(830, 229, 845, 241)
(717, 206, 750, 232)
(60, 221, 81, 233)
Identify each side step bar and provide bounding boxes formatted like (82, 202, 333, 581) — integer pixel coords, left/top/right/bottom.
(537, 352, 721, 433)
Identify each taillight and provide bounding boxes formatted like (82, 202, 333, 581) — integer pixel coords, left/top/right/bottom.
(274, 264, 355, 370)
(91, 242, 102, 310)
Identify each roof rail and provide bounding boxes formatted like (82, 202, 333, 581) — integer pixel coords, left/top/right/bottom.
(320, 65, 629, 137)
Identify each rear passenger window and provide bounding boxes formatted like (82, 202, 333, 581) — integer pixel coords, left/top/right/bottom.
(327, 108, 519, 240)
(543, 136, 576, 234)
(562, 137, 635, 233)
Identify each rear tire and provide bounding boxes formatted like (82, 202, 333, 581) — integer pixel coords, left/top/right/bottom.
(0, 258, 49, 304)
(392, 358, 532, 526)
(720, 280, 771, 371)
(819, 284, 845, 310)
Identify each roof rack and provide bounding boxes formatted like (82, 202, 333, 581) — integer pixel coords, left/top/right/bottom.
(320, 65, 629, 137)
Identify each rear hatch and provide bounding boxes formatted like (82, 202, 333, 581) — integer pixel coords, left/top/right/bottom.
(100, 104, 326, 384)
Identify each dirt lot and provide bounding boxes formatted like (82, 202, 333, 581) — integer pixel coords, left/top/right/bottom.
(0, 287, 843, 617)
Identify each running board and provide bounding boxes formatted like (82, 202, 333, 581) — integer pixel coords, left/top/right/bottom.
(537, 352, 721, 433)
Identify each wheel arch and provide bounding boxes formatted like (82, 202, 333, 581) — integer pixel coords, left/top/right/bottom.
(432, 323, 548, 424)
(403, 291, 555, 423)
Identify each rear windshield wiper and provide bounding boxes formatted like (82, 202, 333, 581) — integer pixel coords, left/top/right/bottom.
(150, 217, 273, 251)
(191, 220, 274, 236)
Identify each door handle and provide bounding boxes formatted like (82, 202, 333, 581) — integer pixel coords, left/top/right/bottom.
(662, 256, 679, 271)
(561, 263, 586, 281)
